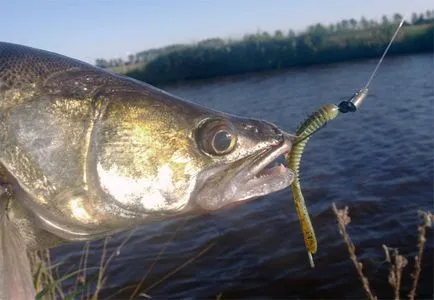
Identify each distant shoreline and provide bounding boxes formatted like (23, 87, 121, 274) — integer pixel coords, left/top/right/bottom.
(158, 51, 432, 89)
(96, 13, 434, 85)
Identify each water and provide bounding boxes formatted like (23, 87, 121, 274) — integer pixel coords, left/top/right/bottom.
(51, 53, 434, 299)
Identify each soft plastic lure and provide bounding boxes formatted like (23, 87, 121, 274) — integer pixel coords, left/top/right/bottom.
(288, 89, 367, 267)
(289, 19, 404, 267)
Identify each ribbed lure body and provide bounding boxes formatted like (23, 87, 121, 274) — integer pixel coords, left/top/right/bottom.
(288, 104, 340, 266)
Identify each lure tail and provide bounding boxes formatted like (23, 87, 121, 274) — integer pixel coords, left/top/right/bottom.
(0, 192, 36, 300)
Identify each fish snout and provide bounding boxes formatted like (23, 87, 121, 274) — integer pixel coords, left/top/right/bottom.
(238, 119, 292, 147)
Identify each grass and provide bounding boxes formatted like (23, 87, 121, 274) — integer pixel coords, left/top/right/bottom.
(29, 206, 432, 299)
(332, 203, 433, 300)
(331, 204, 377, 300)
(29, 219, 217, 299)
(30, 230, 137, 299)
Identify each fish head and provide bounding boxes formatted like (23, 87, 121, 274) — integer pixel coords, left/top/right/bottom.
(192, 115, 295, 211)
(91, 86, 295, 218)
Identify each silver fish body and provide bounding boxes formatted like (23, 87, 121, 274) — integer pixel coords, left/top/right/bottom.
(0, 42, 295, 249)
(0, 41, 295, 298)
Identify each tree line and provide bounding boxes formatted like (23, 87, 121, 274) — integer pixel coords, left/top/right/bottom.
(95, 11, 434, 84)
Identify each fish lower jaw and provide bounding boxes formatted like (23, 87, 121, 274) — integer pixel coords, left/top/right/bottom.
(237, 164, 294, 201)
(194, 143, 294, 211)
(193, 164, 293, 211)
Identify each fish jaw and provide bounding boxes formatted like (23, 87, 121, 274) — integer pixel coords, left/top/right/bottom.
(193, 133, 295, 210)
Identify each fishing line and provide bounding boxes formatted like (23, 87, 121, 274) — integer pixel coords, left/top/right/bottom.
(364, 19, 405, 90)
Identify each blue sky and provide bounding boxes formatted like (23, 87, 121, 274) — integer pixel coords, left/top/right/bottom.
(1, 0, 432, 63)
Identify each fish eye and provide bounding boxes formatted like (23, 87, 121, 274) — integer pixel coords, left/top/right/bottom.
(197, 120, 237, 156)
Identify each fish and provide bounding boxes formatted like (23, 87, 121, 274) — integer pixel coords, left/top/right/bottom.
(0, 42, 295, 298)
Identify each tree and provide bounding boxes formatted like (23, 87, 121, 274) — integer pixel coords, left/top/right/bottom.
(393, 13, 403, 23)
(349, 18, 357, 29)
(360, 17, 369, 29)
(287, 29, 295, 38)
(261, 31, 271, 38)
(128, 54, 136, 64)
(243, 34, 256, 41)
(382, 15, 389, 25)
(341, 19, 350, 30)
(412, 13, 419, 24)
(198, 38, 225, 48)
(274, 30, 284, 39)
(328, 23, 336, 32)
(95, 59, 109, 68)
(369, 20, 378, 27)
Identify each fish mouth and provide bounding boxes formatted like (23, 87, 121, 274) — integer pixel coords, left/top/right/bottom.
(195, 133, 295, 210)
(236, 141, 293, 201)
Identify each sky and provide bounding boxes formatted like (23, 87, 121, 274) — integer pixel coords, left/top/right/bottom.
(1, 0, 432, 64)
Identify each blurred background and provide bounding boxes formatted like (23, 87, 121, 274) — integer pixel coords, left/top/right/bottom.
(2, 1, 433, 299)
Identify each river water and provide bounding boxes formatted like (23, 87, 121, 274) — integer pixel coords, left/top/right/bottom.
(52, 53, 434, 299)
